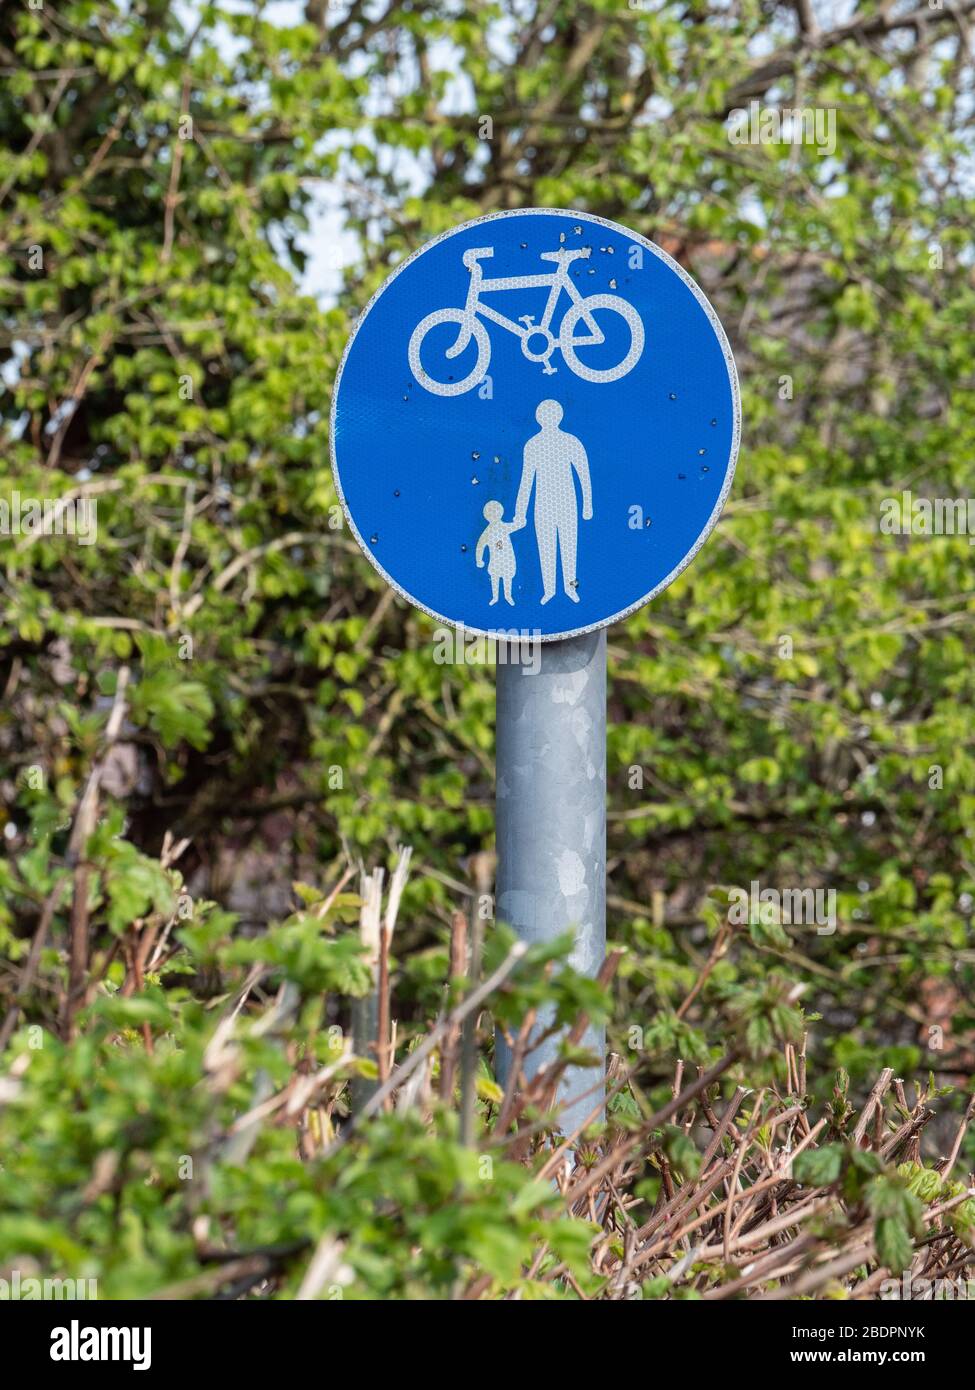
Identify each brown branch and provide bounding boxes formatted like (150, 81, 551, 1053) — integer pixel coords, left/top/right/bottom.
(722, 2, 975, 112)
(60, 667, 131, 1039)
(162, 76, 192, 263)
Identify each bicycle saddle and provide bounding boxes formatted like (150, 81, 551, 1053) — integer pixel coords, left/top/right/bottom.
(538, 247, 592, 263)
(462, 247, 495, 268)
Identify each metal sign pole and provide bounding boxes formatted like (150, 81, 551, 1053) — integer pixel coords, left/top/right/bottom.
(495, 631, 606, 1135)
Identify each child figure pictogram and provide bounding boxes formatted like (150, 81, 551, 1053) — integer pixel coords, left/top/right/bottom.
(476, 500, 523, 605)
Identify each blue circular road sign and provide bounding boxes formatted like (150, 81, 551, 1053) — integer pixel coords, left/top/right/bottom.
(331, 209, 740, 640)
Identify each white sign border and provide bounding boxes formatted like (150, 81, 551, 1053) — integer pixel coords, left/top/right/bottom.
(330, 207, 741, 642)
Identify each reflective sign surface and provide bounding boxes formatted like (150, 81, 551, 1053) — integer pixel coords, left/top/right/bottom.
(331, 208, 740, 640)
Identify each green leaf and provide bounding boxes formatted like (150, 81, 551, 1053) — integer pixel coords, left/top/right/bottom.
(793, 1144, 843, 1186)
(874, 1216, 913, 1275)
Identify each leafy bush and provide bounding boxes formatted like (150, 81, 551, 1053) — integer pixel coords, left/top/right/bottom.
(2, 869, 971, 1299)
(2, 0, 974, 1298)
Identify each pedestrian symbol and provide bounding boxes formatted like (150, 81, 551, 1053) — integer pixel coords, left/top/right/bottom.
(331, 208, 740, 640)
(476, 500, 520, 607)
(513, 401, 592, 605)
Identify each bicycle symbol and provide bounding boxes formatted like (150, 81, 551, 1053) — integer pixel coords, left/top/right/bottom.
(407, 245, 644, 397)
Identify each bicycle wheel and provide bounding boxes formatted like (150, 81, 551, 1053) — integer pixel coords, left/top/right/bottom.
(408, 309, 491, 397)
(560, 294, 644, 384)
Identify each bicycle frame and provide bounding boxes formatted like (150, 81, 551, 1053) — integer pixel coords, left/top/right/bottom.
(463, 257, 604, 346)
(409, 243, 643, 394)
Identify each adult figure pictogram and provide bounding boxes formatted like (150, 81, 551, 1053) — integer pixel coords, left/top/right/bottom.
(514, 400, 593, 604)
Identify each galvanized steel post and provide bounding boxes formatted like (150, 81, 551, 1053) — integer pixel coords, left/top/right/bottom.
(495, 631, 607, 1136)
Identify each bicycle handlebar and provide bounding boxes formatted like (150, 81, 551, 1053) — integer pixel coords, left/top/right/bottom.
(462, 247, 495, 268)
(538, 247, 592, 264)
